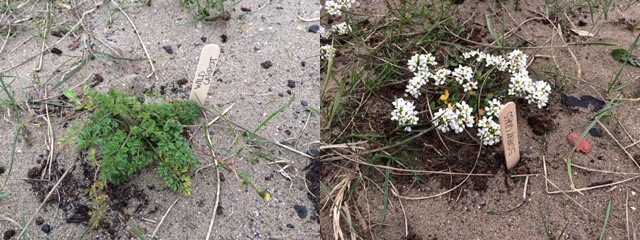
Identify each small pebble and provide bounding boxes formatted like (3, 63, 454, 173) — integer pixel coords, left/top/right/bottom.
(240, 7, 251, 12)
(0, 166, 4, 175)
(293, 205, 308, 219)
(35, 216, 44, 225)
(238, 14, 246, 20)
(50, 47, 63, 55)
(287, 80, 296, 88)
(301, 100, 308, 106)
(220, 35, 228, 43)
(589, 127, 604, 137)
(278, 92, 284, 97)
(41, 224, 51, 234)
(201, 36, 207, 43)
(176, 78, 188, 85)
(162, 45, 174, 54)
(306, 149, 320, 157)
(261, 61, 273, 69)
(3, 229, 16, 240)
(308, 25, 320, 33)
(286, 223, 294, 229)
(578, 20, 587, 26)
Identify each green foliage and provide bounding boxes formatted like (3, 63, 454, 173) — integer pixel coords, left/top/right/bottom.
(611, 48, 640, 67)
(76, 89, 201, 195)
(179, 0, 226, 22)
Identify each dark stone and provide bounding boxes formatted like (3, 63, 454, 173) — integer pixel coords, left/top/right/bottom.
(308, 25, 320, 33)
(261, 61, 273, 69)
(301, 100, 308, 106)
(90, 74, 104, 87)
(41, 224, 51, 234)
(238, 14, 245, 20)
(3, 229, 15, 240)
(287, 80, 296, 88)
(220, 35, 227, 43)
(286, 223, 294, 229)
(50, 31, 63, 38)
(293, 205, 308, 219)
(563, 94, 589, 108)
(176, 44, 182, 48)
(176, 78, 188, 85)
(197, 200, 205, 208)
(452, 0, 464, 4)
(35, 216, 44, 225)
(589, 127, 604, 137)
(284, 129, 291, 135)
(301, 61, 306, 67)
(50, 47, 63, 55)
(200, 36, 207, 43)
(162, 45, 174, 54)
(580, 95, 605, 112)
(278, 92, 284, 97)
(578, 20, 587, 26)
(240, 7, 251, 12)
(0, 166, 4, 175)
(306, 149, 320, 157)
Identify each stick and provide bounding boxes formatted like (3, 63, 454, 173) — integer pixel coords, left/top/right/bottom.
(150, 196, 180, 238)
(203, 116, 221, 240)
(19, 167, 73, 237)
(110, 0, 157, 80)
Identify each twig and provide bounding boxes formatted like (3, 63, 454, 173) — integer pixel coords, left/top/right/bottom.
(19, 167, 73, 237)
(627, 190, 631, 240)
(110, 0, 157, 80)
(203, 114, 221, 240)
(150, 196, 180, 238)
(297, 16, 319, 22)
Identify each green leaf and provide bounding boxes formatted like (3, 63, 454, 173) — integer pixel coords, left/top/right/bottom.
(611, 48, 640, 67)
(486, 15, 502, 47)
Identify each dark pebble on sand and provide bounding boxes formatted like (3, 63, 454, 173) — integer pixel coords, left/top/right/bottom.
(308, 25, 320, 33)
(286, 223, 294, 229)
(287, 80, 296, 88)
(3, 229, 15, 240)
(162, 45, 174, 54)
(240, 7, 251, 12)
(306, 149, 320, 157)
(589, 127, 604, 137)
(41, 224, 51, 234)
(35, 216, 44, 225)
(293, 205, 308, 219)
(221, 35, 227, 43)
(176, 78, 188, 85)
(50, 47, 62, 55)
(578, 20, 587, 26)
(0, 166, 4, 175)
(261, 61, 273, 69)
(201, 36, 207, 43)
(301, 100, 308, 106)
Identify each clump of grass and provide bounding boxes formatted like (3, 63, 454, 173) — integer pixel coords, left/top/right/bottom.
(178, 0, 226, 22)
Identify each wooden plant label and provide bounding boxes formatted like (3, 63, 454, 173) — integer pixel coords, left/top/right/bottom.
(189, 44, 221, 105)
(498, 101, 520, 170)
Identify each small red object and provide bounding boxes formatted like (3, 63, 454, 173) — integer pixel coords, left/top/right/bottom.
(567, 133, 590, 154)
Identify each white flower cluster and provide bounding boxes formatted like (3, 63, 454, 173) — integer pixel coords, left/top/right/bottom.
(324, 0, 356, 16)
(432, 101, 475, 134)
(320, 45, 335, 61)
(484, 98, 502, 118)
(405, 53, 439, 97)
(464, 49, 551, 108)
(477, 116, 501, 145)
(318, 26, 330, 39)
(331, 22, 352, 35)
(391, 98, 419, 132)
(452, 66, 476, 92)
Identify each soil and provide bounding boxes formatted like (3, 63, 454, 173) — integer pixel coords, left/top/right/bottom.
(321, 0, 640, 239)
(0, 0, 320, 239)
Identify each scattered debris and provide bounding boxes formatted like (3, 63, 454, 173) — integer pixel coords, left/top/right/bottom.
(287, 80, 296, 88)
(35, 216, 44, 225)
(261, 60, 273, 69)
(563, 94, 605, 112)
(50, 47, 63, 55)
(589, 127, 604, 137)
(293, 204, 308, 219)
(301, 100, 308, 106)
(90, 74, 104, 88)
(162, 45, 174, 54)
(308, 25, 320, 33)
(568, 133, 591, 154)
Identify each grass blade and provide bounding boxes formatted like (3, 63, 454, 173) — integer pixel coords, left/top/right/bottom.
(599, 199, 613, 240)
(486, 14, 501, 47)
(52, 54, 91, 90)
(380, 161, 391, 224)
(249, 94, 294, 140)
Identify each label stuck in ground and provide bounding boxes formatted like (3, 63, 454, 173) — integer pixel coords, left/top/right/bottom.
(189, 44, 221, 105)
(498, 101, 520, 170)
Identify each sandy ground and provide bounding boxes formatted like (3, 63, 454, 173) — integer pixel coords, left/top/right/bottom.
(0, 0, 320, 239)
(321, 0, 640, 239)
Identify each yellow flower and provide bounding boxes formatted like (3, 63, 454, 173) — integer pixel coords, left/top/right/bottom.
(440, 90, 449, 102)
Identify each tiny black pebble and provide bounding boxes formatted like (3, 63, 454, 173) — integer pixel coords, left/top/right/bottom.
(452, 0, 464, 4)
(50, 47, 63, 55)
(589, 127, 604, 137)
(286, 90, 292, 95)
(220, 35, 227, 43)
(301, 61, 306, 67)
(240, 7, 251, 12)
(253, 47, 260, 52)
(3, 229, 16, 240)
(287, 80, 296, 88)
(197, 200, 205, 208)
(578, 20, 587, 27)
(293, 205, 308, 219)
(201, 36, 207, 43)
(286, 223, 294, 229)
(301, 100, 308, 106)
(0, 166, 5, 175)
(306, 149, 320, 157)
(238, 14, 245, 20)
(284, 130, 291, 135)
(278, 92, 284, 97)
(308, 25, 320, 33)
(176, 44, 182, 48)
(162, 45, 174, 54)
(35, 216, 44, 225)
(276, 6, 283, 10)
(41, 224, 51, 234)
(261, 61, 273, 69)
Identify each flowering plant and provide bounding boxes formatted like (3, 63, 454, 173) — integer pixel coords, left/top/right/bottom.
(391, 49, 551, 145)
